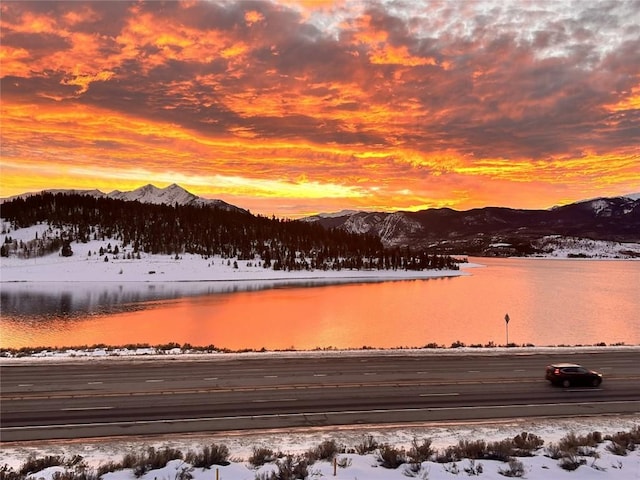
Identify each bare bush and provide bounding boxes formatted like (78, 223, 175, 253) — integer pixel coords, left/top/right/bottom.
(259, 455, 311, 480)
(408, 438, 434, 463)
(455, 439, 487, 460)
(354, 434, 378, 454)
(605, 426, 640, 454)
(559, 454, 586, 471)
(484, 439, 512, 461)
(307, 439, 341, 461)
(512, 431, 544, 455)
(545, 443, 564, 460)
(605, 441, 629, 456)
(434, 445, 460, 463)
(376, 444, 407, 469)
(249, 447, 277, 467)
(51, 471, 100, 480)
(124, 447, 183, 477)
(498, 458, 525, 477)
(558, 431, 602, 452)
(19, 455, 64, 476)
(464, 459, 483, 475)
(0, 464, 22, 480)
(184, 444, 230, 468)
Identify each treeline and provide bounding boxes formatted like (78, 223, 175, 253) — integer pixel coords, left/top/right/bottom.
(0, 193, 459, 271)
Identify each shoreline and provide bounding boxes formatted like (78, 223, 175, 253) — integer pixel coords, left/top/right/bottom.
(3, 344, 639, 363)
(0, 250, 469, 283)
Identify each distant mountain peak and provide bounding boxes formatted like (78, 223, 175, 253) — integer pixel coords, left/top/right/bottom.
(107, 183, 192, 205)
(0, 184, 246, 214)
(104, 183, 245, 213)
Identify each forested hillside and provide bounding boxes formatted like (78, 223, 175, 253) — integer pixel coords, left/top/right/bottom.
(0, 193, 458, 271)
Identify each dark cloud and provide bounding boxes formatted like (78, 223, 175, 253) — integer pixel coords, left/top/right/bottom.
(1, 32, 71, 58)
(2, 0, 639, 161)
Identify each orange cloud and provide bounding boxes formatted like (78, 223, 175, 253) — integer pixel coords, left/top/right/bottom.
(1, 0, 639, 218)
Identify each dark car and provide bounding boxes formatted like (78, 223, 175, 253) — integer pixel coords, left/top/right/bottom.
(545, 363, 603, 387)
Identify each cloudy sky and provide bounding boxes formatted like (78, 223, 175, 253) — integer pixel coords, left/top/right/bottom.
(1, 0, 639, 217)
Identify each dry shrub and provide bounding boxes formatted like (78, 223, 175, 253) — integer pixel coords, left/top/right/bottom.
(408, 438, 434, 463)
(249, 447, 277, 467)
(354, 434, 378, 455)
(376, 444, 407, 469)
(184, 444, 230, 468)
(307, 439, 341, 461)
(498, 458, 525, 477)
(512, 431, 544, 455)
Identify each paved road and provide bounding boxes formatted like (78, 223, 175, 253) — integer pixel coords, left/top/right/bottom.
(1, 350, 639, 441)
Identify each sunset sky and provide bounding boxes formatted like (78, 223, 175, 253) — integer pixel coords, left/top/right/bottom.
(1, 0, 639, 218)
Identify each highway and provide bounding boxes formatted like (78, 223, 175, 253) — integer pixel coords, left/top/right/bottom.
(1, 349, 639, 442)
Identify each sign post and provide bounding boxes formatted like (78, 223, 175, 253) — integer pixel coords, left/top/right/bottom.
(504, 313, 510, 346)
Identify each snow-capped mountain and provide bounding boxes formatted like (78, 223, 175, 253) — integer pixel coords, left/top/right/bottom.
(303, 195, 640, 256)
(107, 183, 198, 205)
(1, 184, 246, 213)
(106, 183, 244, 212)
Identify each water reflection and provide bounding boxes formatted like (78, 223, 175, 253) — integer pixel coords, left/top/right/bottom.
(1, 259, 639, 350)
(0, 278, 373, 319)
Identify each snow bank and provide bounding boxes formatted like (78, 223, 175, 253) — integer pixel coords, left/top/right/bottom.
(3, 416, 639, 479)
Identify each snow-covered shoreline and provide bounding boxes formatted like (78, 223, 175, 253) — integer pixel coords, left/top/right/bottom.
(3, 219, 639, 286)
(2, 344, 640, 364)
(0, 220, 468, 283)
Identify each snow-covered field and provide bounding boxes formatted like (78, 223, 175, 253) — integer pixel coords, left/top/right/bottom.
(2, 415, 639, 479)
(0, 221, 467, 283)
(531, 236, 640, 259)
(2, 221, 638, 285)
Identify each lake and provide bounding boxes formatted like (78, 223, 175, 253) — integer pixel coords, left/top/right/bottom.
(1, 258, 638, 350)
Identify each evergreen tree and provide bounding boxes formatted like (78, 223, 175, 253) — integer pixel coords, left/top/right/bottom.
(61, 241, 73, 257)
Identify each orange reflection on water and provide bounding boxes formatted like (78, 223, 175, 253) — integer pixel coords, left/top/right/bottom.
(1, 259, 639, 350)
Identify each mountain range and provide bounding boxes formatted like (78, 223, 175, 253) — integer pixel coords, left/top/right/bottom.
(1, 183, 246, 214)
(303, 196, 640, 255)
(2, 184, 639, 256)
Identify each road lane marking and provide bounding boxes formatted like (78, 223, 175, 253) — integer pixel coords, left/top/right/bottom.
(61, 406, 113, 411)
(468, 370, 480, 373)
(204, 377, 218, 381)
(145, 380, 164, 383)
(420, 393, 460, 397)
(264, 375, 278, 378)
(18, 384, 33, 387)
(88, 381, 103, 385)
(314, 374, 327, 377)
(252, 398, 297, 403)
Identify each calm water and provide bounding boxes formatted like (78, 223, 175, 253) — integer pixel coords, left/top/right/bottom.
(1, 258, 638, 350)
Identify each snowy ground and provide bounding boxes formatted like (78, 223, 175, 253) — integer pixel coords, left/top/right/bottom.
(531, 236, 640, 259)
(0, 221, 467, 283)
(2, 415, 639, 479)
(2, 221, 638, 284)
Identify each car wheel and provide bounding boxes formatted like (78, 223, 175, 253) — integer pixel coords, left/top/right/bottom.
(562, 379, 571, 388)
(592, 378, 601, 387)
